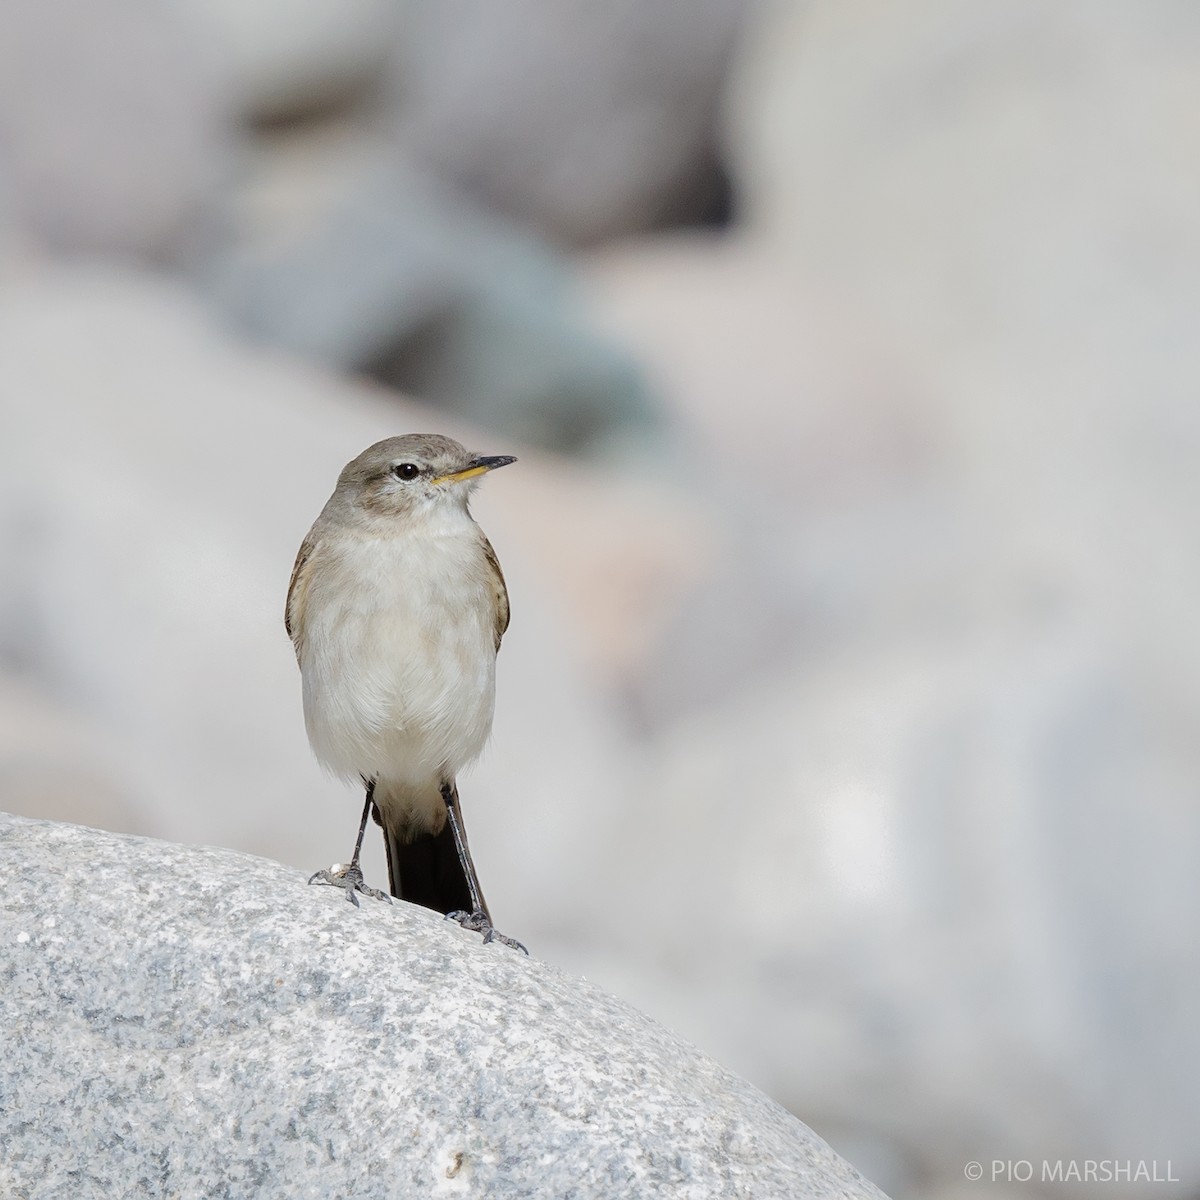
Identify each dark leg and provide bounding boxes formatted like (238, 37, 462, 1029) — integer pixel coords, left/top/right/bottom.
(309, 780, 391, 907)
(441, 781, 528, 954)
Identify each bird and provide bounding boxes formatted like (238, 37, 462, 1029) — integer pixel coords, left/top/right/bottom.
(285, 434, 524, 951)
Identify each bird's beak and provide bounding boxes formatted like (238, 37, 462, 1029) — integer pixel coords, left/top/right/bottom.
(431, 455, 517, 485)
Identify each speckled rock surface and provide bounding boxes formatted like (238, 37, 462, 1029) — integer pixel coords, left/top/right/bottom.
(0, 814, 887, 1199)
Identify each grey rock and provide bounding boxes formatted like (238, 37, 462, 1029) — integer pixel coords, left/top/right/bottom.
(0, 0, 229, 258)
(380, 0, 750, 244)
(581, 236, 944, 722)
(201, 136, 657, 452)
(726, 0, 1200, 390)
(0, 673, 144, 837)
(175, 0, 397, 122)
(0, 814, 887, 1200)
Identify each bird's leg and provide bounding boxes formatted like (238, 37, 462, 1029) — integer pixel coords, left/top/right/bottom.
(441, 781, 528, 953)
(309, 780, 391, 907)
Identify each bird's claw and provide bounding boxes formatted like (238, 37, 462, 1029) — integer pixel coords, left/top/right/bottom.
(308, 862, 392, 907)
(446, 909, 528, 954)
(446, 908, 489, 933)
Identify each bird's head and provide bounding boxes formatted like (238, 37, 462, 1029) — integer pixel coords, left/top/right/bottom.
(335, 434, 516, 521)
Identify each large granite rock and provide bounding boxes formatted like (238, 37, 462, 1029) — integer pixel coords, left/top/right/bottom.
(0, 814, 886, 1200)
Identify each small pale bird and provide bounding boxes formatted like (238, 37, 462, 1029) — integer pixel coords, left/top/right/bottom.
(286, 434, 523, 951)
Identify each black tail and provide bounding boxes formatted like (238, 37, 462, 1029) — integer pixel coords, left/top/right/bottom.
(384, 816, 490, 920)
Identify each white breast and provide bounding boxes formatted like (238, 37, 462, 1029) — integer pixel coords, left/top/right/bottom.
(297, 514, 498, 798)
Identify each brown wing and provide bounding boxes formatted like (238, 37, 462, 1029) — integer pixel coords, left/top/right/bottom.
(481, 534, 510, 652)
(284, 532, 317, 653)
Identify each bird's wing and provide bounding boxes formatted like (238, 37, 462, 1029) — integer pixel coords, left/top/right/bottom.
(481, 534, 510, 652)
(285, 531, 318, 652)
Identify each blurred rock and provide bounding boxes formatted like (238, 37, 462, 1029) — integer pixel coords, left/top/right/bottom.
(0, 675, 143, 835)
(494, 454, 709, 688)
(201, 127, 658, 453)
(0, 263, 699, 944)
(726, 0, 1200, 464)
(378, 0, 750, 244)
(593, 620, 1200, 1198)
(584, 235, 937, 506)
(721, 0, 1200, 799)
(175, 0, 396, 122)
(0, 814, 889, 1200)
(581, 233, 951, 721)
(0, 0, 229, 258)
(548, 7, 1200, 1192)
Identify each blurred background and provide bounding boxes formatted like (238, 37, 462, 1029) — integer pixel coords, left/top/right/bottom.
(1, 1, 1198, 1196)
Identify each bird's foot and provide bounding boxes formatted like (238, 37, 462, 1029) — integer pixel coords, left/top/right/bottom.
(308, 862, 391, 907)
(447, 909, 528, 954)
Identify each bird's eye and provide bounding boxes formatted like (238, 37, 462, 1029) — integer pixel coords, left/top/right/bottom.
(392, 462, 420, 481)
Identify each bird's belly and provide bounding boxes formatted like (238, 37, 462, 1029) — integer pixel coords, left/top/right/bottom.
(300, 556, 497, 787)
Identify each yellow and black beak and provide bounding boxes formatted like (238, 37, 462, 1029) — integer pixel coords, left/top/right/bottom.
(431, 455, 517, 486)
